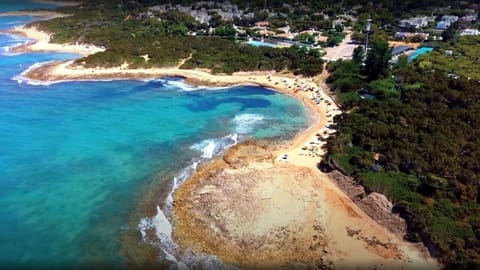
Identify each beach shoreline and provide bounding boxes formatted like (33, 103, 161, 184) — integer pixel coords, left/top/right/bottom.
(6, 25, 440, 269)
(0, 10, 69, 18)
(2, 25, 105, 56)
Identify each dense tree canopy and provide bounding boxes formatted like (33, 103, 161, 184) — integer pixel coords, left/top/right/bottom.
(324, 43, 480, 267)
(352, 46, 365, 65)
(33, 4, 324, 76)
(365, 38, 392, 80)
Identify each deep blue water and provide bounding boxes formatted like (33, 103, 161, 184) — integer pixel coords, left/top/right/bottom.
(0, 5, 310, 269)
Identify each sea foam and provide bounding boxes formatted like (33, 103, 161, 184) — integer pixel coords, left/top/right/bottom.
(165, 79, 200, 91)
(165, 78, 232, 92)
(137, 161, 199, 264)
(190, 133, 238, 159)
(232, 113, 265, 134)
(11, 61, 59, 85)
(12, 62, 122, 86)
(165, 162, 199, 208)
(0, 33, 31, 56)
(137, 205, 177, 263)
(138, 132, 239, 267)
(2, 42, 22, 56)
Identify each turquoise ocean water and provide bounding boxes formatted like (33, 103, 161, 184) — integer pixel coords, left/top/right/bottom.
(0, 2, 310, 269)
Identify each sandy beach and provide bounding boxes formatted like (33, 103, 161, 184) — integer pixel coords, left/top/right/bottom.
(7, 25, 440, 269)
(3, 25, 105, 56)
(0, 10, 69, 18)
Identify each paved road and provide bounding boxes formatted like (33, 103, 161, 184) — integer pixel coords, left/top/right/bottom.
(323, 33, 359, 61)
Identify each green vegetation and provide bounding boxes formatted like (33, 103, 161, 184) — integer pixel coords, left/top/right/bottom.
(364, 39, 391, 80)
(368, 78, 399, 99)
(181, 42, 323, 76)
(32, 2, 324, 75)
(213, 24, 236, 39)
(325, 30, 346, 47)
(324, 36, 480, 267)
(418, 36, 480, 80)
(360, 171, 421, 202)
(293, 32, 316, 44)
(352, 46, 365, 65)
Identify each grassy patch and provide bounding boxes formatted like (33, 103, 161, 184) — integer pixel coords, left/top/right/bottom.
(331, 145, 363, 174)
(359, 171, 420, 202)
(402, 82, 423, 90)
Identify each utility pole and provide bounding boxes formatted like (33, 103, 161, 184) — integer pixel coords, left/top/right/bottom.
(364, 16, 372, 62)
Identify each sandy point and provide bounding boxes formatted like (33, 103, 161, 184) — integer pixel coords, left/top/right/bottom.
(2, 25, 105, 56)
(0, 10, 70, 18)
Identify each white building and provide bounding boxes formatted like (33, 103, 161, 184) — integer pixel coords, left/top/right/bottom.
(436, 15, 459, 30)
(461, 14, 478, 22)
(148, 1, 245, 25)
(399, 17, 431, 29)
(460, 29, 480, 36)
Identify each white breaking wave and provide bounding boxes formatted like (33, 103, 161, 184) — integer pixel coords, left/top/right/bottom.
(165, 79, 200, 91)
(2, 42, 23, 56)
(1, 34, 31, 56)
(12, 61, 57, 85)
(140, 77, 170, 83)
(138, 161, 199, 265)
(165, 78, 231, 92)
(137, 205, 177, 263)
(190, 133, 238, 159)
(232, 113, 265, 134)
(1, 32, 30, 43)
(12, 62, 125, 86)
(138, 132, 240, 267)
(165, 162, 198, 208)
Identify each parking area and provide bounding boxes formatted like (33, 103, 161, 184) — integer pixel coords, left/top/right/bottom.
(323, 33, 359, 61)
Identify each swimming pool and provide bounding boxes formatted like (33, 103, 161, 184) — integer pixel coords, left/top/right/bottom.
(246, 40, 278, 47)
(409, 47, 434, 60)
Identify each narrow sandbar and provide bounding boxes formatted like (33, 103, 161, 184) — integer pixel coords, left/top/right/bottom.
(3, 25, 105, 56)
